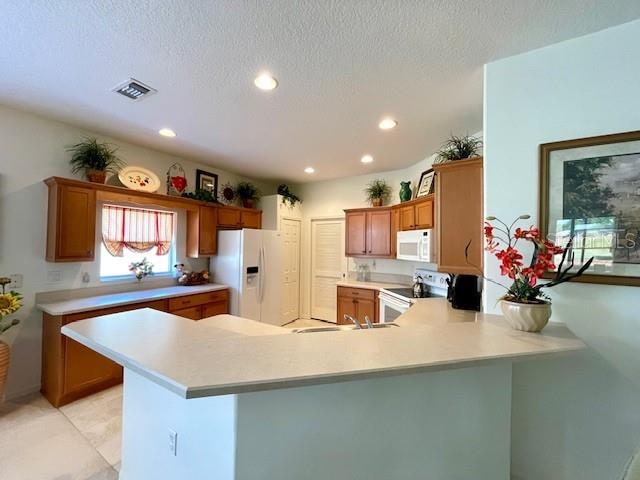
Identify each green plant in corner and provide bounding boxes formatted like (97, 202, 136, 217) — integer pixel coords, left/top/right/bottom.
(364, 179, 391, 207)
(67, 137, 126, 183)
(236, 181, 261, 209)
(277, 184, 301, 207)
(434, 134, 483, 164)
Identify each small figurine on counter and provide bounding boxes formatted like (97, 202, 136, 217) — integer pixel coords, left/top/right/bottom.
(174, 263, 210, 286)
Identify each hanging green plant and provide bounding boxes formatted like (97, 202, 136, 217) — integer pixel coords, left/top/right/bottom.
(277, 184, 301, 207)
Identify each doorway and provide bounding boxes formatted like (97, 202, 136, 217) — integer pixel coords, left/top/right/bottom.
(310, 218, 347, 322)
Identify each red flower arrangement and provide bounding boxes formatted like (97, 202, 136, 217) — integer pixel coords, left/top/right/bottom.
(479, 214, 594, 303)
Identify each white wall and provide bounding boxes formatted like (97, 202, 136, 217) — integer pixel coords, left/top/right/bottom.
(484, 19, 640, 480)
(0, 104, 274, 399)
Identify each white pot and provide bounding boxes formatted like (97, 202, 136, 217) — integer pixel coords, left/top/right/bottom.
(499, 299, 551, 332)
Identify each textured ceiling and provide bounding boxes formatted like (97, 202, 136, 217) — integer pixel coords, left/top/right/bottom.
(1, 1, 639, 182)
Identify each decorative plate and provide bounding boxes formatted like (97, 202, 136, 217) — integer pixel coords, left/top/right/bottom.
(118, 166, 161, 193)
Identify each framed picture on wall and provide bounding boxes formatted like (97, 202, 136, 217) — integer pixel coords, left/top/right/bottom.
(415, 169, 435, 198)
(195, 169, 219, 200)
(539, 130, 640, 286)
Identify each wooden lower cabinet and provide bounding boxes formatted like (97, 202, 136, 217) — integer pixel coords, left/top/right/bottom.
(42, 289, 229, 407)
(336, 286, 379, 325)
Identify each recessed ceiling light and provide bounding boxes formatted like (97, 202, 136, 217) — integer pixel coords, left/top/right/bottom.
(378, 118, 398, 130)
(254, 72, 278, 91)
(361, 154, 374, 164)
(158, 128, 176, 138)
(304, 167, 315, 174)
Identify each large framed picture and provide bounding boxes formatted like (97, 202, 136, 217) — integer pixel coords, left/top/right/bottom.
(539, 130, 640, 286)
(415, 169, 435, 198)
(195, 169, 218, 200)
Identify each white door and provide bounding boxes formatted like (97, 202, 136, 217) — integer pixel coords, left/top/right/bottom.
(310, 218, 347, 323)
(281, 218, 301, 324)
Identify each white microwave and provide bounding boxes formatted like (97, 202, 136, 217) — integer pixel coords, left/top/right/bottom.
(396, 229, 434, 262)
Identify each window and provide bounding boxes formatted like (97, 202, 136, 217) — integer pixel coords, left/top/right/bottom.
(100, 205, 176, 280)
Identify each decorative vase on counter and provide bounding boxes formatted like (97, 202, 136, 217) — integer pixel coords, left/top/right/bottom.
(499, 300, 551, 333)
(0, 340, 9, 400)
(399, 181, 412, 202)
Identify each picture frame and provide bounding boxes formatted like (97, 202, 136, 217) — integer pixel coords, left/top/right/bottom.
(195, 169, 219, 200)
(539, 130, 640, 286)
(415, 169, 435, 198)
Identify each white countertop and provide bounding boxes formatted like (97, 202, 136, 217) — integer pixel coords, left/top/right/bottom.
(336, 279, 409, 290)
(37, 284, 229, 315)
(62, 298, 586, 399)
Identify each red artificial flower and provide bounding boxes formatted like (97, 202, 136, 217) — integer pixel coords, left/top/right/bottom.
(484, 222, 494, 238)
(514, 226, 540, 240)
(495, 246, 523, 279)
(521, 267, 538, 286)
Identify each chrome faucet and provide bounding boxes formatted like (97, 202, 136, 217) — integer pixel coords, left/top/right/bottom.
(363, 315, 374, 329)
(344, 314, 362, 329)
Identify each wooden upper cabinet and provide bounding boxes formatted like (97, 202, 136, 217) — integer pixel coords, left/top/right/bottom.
(415, 198, 434, 229)
(433, 157, 483, 274)
(46, 180, 96, 262)
(345, 211, 367, 256)
(345, 208, 393, 258)
(395, 196, 434, 232)
(187, 206, 217, 258)
(366, 209, 392, 256)
(217, 206, 262, 229)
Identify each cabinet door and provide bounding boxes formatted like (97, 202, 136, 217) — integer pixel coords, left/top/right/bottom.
(198, 206, 217, 255)
(415, 198, 434, 229)
(53, 185, 96, 261)
(202, 301, 229, 318)
(366, 210, 392, 256)
(345, 211, 367, 256)
(337, 296, 357, 325)
(217, 207, 242, 227)
(435, 159, 483, 274)
(399, 205, 416, 231)
(171, 305, 202, 320)
(241, 210, 262, 229)
(355, 298, 377, 324)
(63, 338, 122, 396)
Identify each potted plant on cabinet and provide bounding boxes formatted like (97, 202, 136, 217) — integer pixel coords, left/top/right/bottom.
(479, 214, 593, 332)
(277, 184, 301, 207)
(0, 277, 21, 401)
(68, 137, 126, 183)
(434, 134, 483, 164)
(364, 179, 391, 207)
(236, 181, 260, 209)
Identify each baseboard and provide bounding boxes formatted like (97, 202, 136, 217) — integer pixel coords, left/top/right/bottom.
(4, 384, 41, 402)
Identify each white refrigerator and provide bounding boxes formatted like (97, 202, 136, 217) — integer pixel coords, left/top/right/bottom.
(210, 229, 284, 326)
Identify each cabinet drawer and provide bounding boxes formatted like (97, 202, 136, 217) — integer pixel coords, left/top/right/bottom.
(63, 299, 168, 325)
(171, 305, 202, 320)
(168, 290, 229, 311)
(337, 286, 376, 301)
(202, 301, 229, 318)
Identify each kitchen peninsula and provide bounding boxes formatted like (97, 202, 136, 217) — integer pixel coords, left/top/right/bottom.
(63, 299, 584, 479)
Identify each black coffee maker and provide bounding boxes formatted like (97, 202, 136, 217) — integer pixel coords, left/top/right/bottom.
(446, 274, 482, 311)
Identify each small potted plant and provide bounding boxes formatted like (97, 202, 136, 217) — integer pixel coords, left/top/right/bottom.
(236, 181, 260, 209)
(434, 134, 483, 164)
(277, 184, 301, 207)
(129, 258, 154, 282)
(0, 277, 21, 400)
(68, 137, 126, 183)
(364, 179, 391, 207)
(478, 214, 593, 332)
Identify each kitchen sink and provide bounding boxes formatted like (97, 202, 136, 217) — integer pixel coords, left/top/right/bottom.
(291, 323, 399, 334)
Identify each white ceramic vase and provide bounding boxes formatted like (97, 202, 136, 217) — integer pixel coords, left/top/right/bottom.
(500, 299, 551, 332)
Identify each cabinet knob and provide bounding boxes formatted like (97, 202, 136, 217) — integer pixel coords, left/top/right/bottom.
(362, 250, 366, 254)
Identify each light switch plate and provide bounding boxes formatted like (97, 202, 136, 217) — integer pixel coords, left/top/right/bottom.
(168, 429, 178, 456)
(47, 271, 62, 283)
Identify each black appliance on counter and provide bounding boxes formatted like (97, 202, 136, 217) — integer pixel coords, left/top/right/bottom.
(446, 274, 482, 311)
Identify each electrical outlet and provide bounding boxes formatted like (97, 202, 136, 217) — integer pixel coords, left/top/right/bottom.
(168, 429, 178, 456)
(8, 274, 23, 289)
(47, 271, 62, 283)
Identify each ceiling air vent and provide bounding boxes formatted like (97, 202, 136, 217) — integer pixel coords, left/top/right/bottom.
(112, 78, 156, 101)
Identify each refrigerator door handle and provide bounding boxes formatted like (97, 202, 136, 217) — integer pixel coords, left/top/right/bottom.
(259, 245, 266, 304)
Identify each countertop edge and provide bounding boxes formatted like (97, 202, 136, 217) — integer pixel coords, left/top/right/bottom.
(38, 284, 229, 316)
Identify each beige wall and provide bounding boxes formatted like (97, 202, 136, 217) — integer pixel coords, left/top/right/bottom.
(0, 104, 274, 399)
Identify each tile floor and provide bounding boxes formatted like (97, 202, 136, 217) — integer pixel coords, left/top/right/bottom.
(0, 318, 329, 480)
